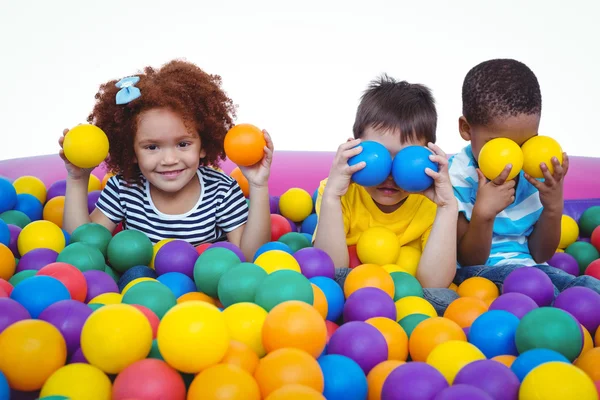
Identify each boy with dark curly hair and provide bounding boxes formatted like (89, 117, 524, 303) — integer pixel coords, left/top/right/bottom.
(60, 59, 273, 261)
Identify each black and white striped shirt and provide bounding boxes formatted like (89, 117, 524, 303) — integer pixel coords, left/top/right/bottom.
(96, 167, 248, 245)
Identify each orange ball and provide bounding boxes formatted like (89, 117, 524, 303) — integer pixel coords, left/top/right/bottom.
(265, 384, 326, 400)
(0, 243, 16, 281)
(596, 324, 600, 347)
(492, 355, 517, 367)
(366, 317, 409, 361)
(262, 301, 327, 358)
(177, 291, 217, 305)
(580, 325, 594, 358)
(188, 363, 261, 400)
(408, 317, 466, 362)
(367, 360, 404, 400)
(101, 172, 114, 189)
(457, 277, 499, 302)
(443, 297, 489, 328)
(448, 282, 458, 292)
(43, 196, 65, 228)
(344, 264, 395, 299)
(575, 347, 600, 382)
(254, 348, 324, 398)
(222, 340, 260, 374)
(230, 167, 249, 197)
(224, 124, 266, 167)
(312, 284, 328, 319)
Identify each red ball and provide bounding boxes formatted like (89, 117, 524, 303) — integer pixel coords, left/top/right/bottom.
(585, 259, 600, 280)
(0, 286, 7, 298)
(195, 243, 211, 256)
(0, 279, 12, 296)
(37, 262, 87, 302)
(325, 320, 339, 343)
(131, 304, 160, 339)
(112, 359, 186, 400)
(591, 226, 600, 253)
(113, 222, 124, 236)
(270, 214, 292, 241)
(348, 245, 361, 269)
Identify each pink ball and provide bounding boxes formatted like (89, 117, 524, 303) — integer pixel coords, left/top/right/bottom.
(112, 359, 186, 400)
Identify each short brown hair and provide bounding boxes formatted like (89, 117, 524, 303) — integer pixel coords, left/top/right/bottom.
(353, 74, 437, 144)
(88, 59, 236, 182)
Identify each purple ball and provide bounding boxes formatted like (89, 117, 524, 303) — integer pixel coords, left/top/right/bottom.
(87, 191, 101, 214)
(327, 321, 388, 374)
(343, 287, 396, 322)
(47, 179, 67, 201)
(548, 253, 580, 276)
(38, 300, 93, 355)
(7, 224, 21, 257)
(155, 240, 199, 278)
(293, 247, 335, 279)
(209, 241, 246, 263)
(502, 267, 554, 307)
(69, 347, 89, 364)
(16, 248, 58, 273)
(554, 286, 600, 335)
(0, 298, 31, 334)
(489, 292, 539, 319)
(83, 270, 119, 302)
(381, 362, 448, 400)
(433, 384, 493, 400)
(285, 217, 298, 233)
(454, 359, 520, 400)
(269, 196, 280, 214)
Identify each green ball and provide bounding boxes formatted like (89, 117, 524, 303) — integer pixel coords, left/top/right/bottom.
(0, 210, 31, 228)
(70, 223, 113, 257)
(121, 280, 177, 319)
(390, 272, 424, 301)
(104, 264, 121, 283)
(515, 307, 582, 362)
(398, 313, 430, 339)
(193, 247, 241, 298)
(57, 242, 105, 272)
(565, 241, 600, 274)
(579, 206, 600, 237)
(254, 269, 314, 311)
(88, 303, 104, 311)
(278, 232, 311, 252)
(107, 230, 153, 273)
(8, 269, 37, 286)
(217, 262, 268, 307)
(39, 396, 69, 400)
(147, 339, 163, 360)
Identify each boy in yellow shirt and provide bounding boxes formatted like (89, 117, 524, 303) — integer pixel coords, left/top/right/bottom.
(314, 75, 459, 314)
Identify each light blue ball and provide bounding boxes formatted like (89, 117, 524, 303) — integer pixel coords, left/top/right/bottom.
(348, 141, 393, 187)
(392, 145, 438, 192)
(157, 272, 197, 299)
(511, 348, 570, 381)
(10, 275, 71, 318)
(310, 276, 344, 322)
(0, 177, 17, 214)
(318, 354, 368, 400)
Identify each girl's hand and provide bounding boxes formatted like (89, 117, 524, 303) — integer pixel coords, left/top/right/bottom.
(239, 130, 274, 189)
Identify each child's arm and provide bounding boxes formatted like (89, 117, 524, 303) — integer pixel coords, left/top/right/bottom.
(314, 139, 366, 268)
(526, 155, 568, 263)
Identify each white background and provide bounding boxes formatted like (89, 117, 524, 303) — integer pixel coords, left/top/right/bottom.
(0, 0, 598, 161)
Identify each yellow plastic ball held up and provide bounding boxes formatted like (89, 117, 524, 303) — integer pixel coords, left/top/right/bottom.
(478, 138, 523, 181)
(63, 124, 110, 169)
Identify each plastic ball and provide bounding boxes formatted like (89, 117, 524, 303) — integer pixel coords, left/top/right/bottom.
(18, 220, 65, 256)
(0, 371, 8, 400)
(366, 316, 409, 361)
(41, 196, 65, 228)
(0, 297, 30, 334)
(107, 230, 153, 273)
(344, 264, 394, 299)
(266, 384, 325, 400)
(56, 242, 105, 272)
(15, 193, 43, 221)
(356, 226, 400, 265)
(255, 270, 313, 311)
(293, 247, 335, 279)
(6, 223, 21, 257)
(343, 287, 396, 322)
(254, 241, 293, 261)
(222, 302, 268, 357)
(478, 138, 524, 181)
(327, 321, 388, 374)
(278, 232, 311, 252)
(13, 175, 47, 204)
(395, 296, 437, 322)
(224, 123, 266, 167)
(270, 214, 293, 241)
(392, 145, 437, 192)
(443, 296, 488, 328)
(519, 361, 598, 400)
(47, 179, 67, 201)
(70, 223, 113, 257)
(318, 354, 368, 400)
(0, 177, 17, 213)
(468, 310, 520, 358)
(488, 292, 538, 319)
(0, 319, 67, 391)
(37, 262, 87, 302)
(89, 292, 122, 305)
(381, 362, 448, 400)
(389, 271, 423, 301)
(454, 359, 520, 400)
(587, 259, 600, 279)
(40, 363, 111, 400)
(279, 188, 313, 222)
(194, 247, 242, 297)
(310, 276, 344, 322)
(511, 348, 570, 381)
(521, 135, 563, 179)
(366, 360, 404, 400)
(82, 270, 119, 302)
(177, 291, 216, 305)
(457, 277, 499, 302)
(154, 240, 198, 278)
(63, 124, 109, 168)
(254, 249, 301, 274)
(230, 166, 250, 197)
(0, 209, 31, 228)
(0, 244, 15, 280)
(566, 241, 600, 274)
(156, 271, 196, 299)
(398, 313, 430, 339)
(222, 340, 260, 374)
(426, 340, 485, 384)
(300, 213, 318, 235)
(559, 214, 579, 249)
(408, 316, 466, 362)
(8, 269, 36, 286)
(396, 245, 421, 276)
(10, 275, 71, 318)
(187, 363, 260, 400)
(217, 262, 267, 307)
(348, 140, 393, 187)
(112, 359, 186, 400)
(554, 286, 600, 338)
(547, 252, 580, 276)
(122, 280, 177, 319)
(592, 226, 600, 252)
(502, 267, 554, 306)
(311, 284, 328, 318)
(38, 299, 92, 355)
(118, 267, 157, 292)
(149, 238, 173, 269)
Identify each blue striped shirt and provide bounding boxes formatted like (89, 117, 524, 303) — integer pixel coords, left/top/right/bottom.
(96, 167, 248, 245)
(448, 145, 543, 267)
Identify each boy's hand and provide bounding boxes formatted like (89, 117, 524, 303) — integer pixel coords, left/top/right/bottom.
(421, 143, 456, 209)
(524, 153, 568, 214)
(240, 130, 274, 189)
(59, 128, 95, 180)
(323, 138, 366, 198)
(473, 165, 516, 220)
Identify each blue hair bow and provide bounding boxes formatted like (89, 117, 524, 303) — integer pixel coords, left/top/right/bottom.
(115, 76, 141, 105)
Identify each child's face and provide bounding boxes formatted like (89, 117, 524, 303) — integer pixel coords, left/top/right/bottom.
(133, 108, 206, 194)
(461, 113, 540, 162)
(361, 125, 428, 212)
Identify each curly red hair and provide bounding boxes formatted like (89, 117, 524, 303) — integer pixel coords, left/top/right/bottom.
(88, 59, 236, 182)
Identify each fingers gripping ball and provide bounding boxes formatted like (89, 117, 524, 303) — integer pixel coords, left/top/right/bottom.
(478, 138, 524, 181)
(224, 123, 266, 167)
(279, 188, 313, 223)
(356, 226, 400, 265)
(392, 145, 438, 192)
(521, 135, 563, 179)
(63, 124, 110, 169)
(348, 141, 393, 187)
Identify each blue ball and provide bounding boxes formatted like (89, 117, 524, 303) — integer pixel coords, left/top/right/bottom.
(301, 213, 318, 235)
(0, 371, 8, 400)
(312, 188, 319, 210)
(62, 229, 71, 246)
(157, 272, 197, 299)
(253, 241, 293, 261)
(9, 275, 71, 318)
(14, 193, 43, 222)
(117, 265, 158, 292)
(468, 310, 520, 358)
(300, 233, 313, 245)
(392, 145, 438, 192)
(0, 177, 17, 214)
(511, 348, 570, 381)
(348, 141, 393, 187)
(0, 219, 9, 247)
(318, 354, 368, 400)
(310, 276, 344, 322)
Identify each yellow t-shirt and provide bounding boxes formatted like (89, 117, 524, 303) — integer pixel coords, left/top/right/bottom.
(314, 178, 437, 251)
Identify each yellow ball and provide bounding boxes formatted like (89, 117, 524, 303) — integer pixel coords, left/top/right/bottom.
(89, 292, 122, 305)
(222, 302, 268, 357)
(255, 250, 302, 274)
(121, 277, 157, 295)
(396, 246, 421, 276)
(279, 188, 313, 222)
(81, 304, 152, 374)
(394, 296, 437, 322)
(0, 319, 67, 392)
(63, 124, 110, 169)
(478, 138, 524, 181)
(40, 363, 112, 400)
(150, 238, 174, 269)
(520, 362, 598, 400)
(382, 264, 408, 274)
(13, 175, 47, 204)
(88, 174, 102, 192)
(559, 215, 579, 249)
(521, 135, 563, 179)
(157, 301, 230, 373)
(17, 220, 65, 256)
(426, 340, 486, 384)
(357, 226, 400, 265)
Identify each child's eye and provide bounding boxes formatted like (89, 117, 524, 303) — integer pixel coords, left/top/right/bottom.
(145, 145, 158, 150)
(178, 142, 190, 148)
